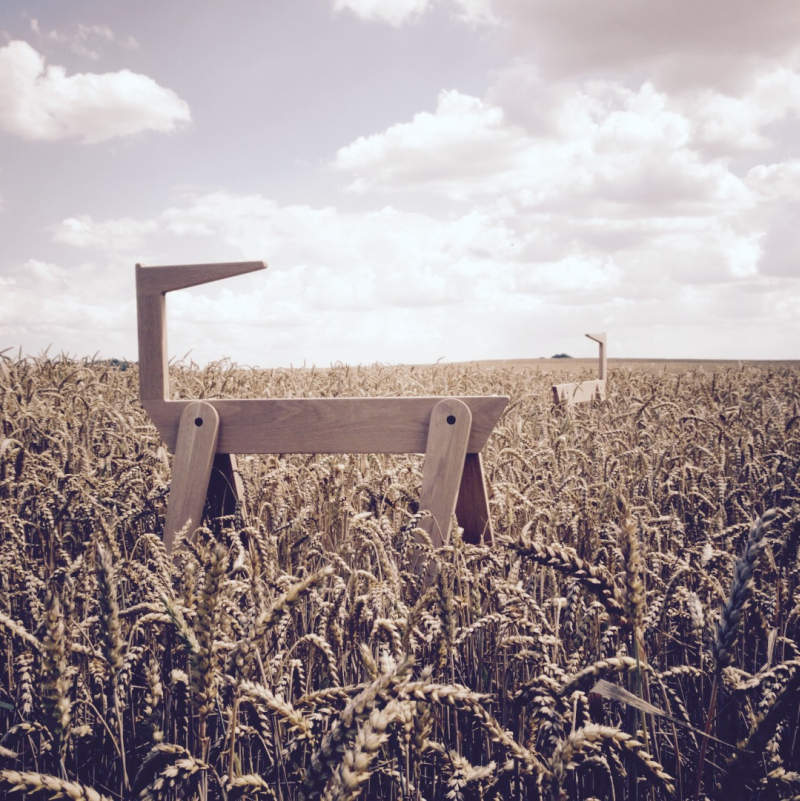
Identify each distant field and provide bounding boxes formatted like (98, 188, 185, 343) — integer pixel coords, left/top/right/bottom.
(466, 356, 800, 373)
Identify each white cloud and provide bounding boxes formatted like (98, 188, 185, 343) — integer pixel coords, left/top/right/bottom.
(0, 257, 135, 359)
(332, 0, 431, 26)
(150, 190, 788, 355)
(330, 0, 495, 26)
(743, 161, 800, 278)
(335, 90, 529, 195)
(53, 215, 158, 250)
(22, 258, 69, 284)
(334, 84, 751, 218)
(756, 206, 799, 277)
(515, 255, 622, 299)
(676, 68, 800, 152)
(0, 40, 190, 143)
(160, 192, 517, 309)
(491, 0, 800, 91)
(747, 160, 800, 200)
(614, 223, 762, 286)
(452, 0, 496, 24)
(68, 191, 519, 361)
(328, 69, 793, 327)
(30, 18, 140, 61)
(5, 3, 800, 364)
(8, 181, 800, 363)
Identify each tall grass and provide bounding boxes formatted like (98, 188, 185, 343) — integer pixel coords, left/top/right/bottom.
(1, 352, 799, 800)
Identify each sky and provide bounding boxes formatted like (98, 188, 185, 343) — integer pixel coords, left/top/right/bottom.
(1, 0, 799, 367)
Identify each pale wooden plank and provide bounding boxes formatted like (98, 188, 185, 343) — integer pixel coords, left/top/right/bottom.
(164, 401, 220, 552)
(586, 332, 607, 380)
(137, 261, 266, 295)
(419, 398, 472, 547)
(135, 277, 168, 402)
(455, 452, 493, 545)
(143, 396, 508, 455)
(137, 261, 266, 402)
(552, 378, 606, 406)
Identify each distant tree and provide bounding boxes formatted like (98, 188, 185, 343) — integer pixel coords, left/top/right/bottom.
(551, 353, 572, 359)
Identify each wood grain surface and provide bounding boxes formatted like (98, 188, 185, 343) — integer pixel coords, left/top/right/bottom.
(143, 395, 507, 454)
(419, 398, 471, 546)
(164, 401, 219, 551)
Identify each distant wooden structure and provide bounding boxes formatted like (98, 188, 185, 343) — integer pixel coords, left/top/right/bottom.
(136, 261, 508, 553)
(552, 333, 607, 406)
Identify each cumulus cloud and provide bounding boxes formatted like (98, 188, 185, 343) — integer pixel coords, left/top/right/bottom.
(675, 68, 800, 153)
(42, 192, 520, 363)
(59, 177, 775, 310)
(331, 0, 431, 26)
(53, 215, 159, 250)
(20, 178, 800, 363)
(324, 63, 798, 354)
(491, 0, 800, 91)
(747, 160, 800, 200)
(756, 206, 800, 277)
(331, 0, 800, 91)
(0, 257, 135, 359)
(744, 161, 800, 278)
(515, 255, 622, 300)
(334, 83, 751, 218)
(6, 3, 800, 364)
(335, 90, 528, 195)
(331, 0, 494, 26)
(21, 258, 70, 284)
(29, 18, 139, 60)
(160, 191, 517, 310)
(0, 40, 190, 142)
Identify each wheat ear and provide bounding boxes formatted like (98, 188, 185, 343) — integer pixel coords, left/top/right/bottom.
(504, 538, 626, 621)
(713, 509, 777, 669)
(302, 657, 413, 800)
(549, 724, 674, 796)
(0, 769, 113, 801)
(320, 699, 408, 801)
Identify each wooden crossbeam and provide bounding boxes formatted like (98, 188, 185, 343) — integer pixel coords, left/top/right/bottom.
(143, 396, 506, 455)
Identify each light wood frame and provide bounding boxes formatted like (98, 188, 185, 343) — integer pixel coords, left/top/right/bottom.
(551, 333, 607, 405)
(136, 261, 508, 553)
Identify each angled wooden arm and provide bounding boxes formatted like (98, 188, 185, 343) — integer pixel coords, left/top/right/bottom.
(585, 332, 607, 381)
(136, 261, 266, 403)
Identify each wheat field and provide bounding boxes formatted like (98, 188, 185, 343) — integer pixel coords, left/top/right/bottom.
(0, 353, 798, 801)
